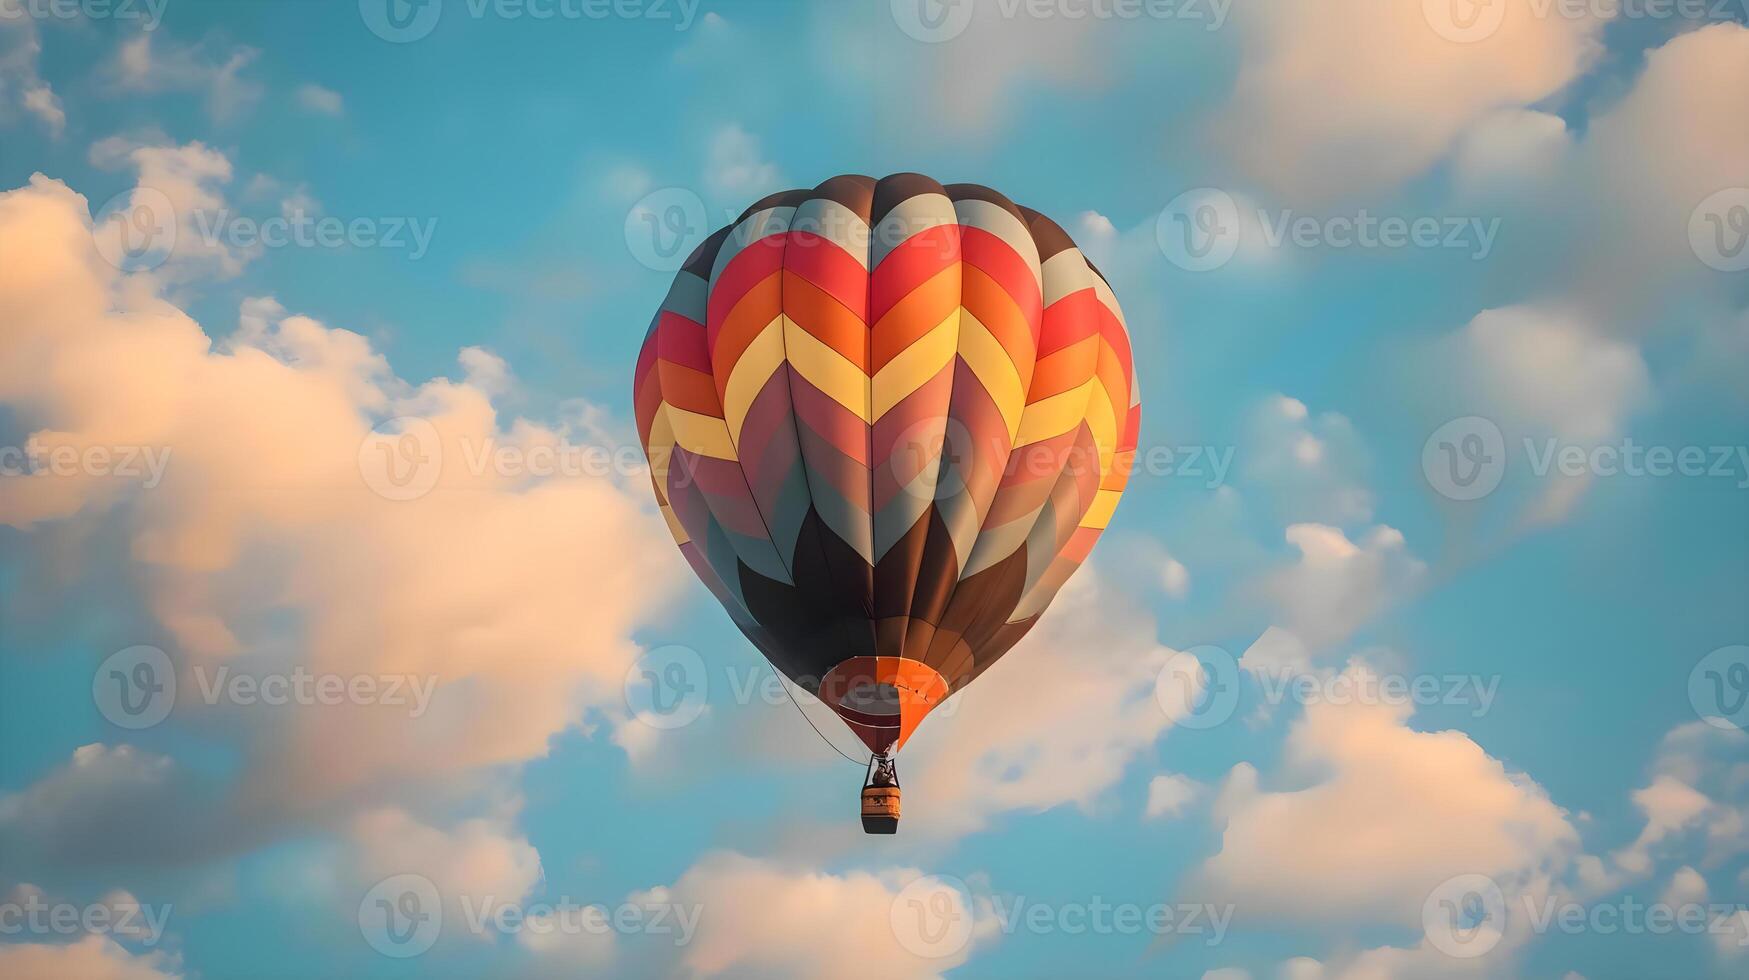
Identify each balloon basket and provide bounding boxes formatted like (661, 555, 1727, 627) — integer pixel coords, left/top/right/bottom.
(861, 786, 900, 834)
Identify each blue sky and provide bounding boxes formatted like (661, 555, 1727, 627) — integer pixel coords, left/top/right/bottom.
(1, 2, 1747, 978)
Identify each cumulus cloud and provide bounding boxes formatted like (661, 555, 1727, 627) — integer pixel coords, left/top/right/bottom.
(1430, 305, 1650, 524)
(1214, 0, 1607, 200)
(0, 173, 684, 869)
(703, 124, 784, 204)
(1248, 524, 1426, 652)
(900, 569, 1193, 838)
(0, 19, 64, 137)
(1192, 661, 1580, 928)
(1448, 25, 1749, 334)
(808, 0, 1121, 142)
(86, 136, 251, 279)
(0, 934, 181, 980)
(1561, 23, 1749, 321)
(657, 853, 994, 980)
(294, 83, 343, 116)
(1608, 723, 1749, 879)
(105, 32, 262, 122)
(346, 807, 544, 935)
(1241, 395, 1375, 528)
(1146, 773, 1202, 820)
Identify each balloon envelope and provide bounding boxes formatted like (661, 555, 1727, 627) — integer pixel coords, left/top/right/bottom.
(634, 173, 1139, 755)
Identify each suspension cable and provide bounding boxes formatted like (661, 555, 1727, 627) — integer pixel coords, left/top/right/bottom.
(770, 665, 871, 768)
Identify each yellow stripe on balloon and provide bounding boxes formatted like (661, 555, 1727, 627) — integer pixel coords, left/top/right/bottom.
(665, 405, 739, 460)
(957, 308, 1027, 439)
(872, 308, 960, 421)
(660, 502, 690, 545)
(1080, 488, 1122, 530)
(1082, 377, 1119, 475)
(1013, 378, 1095, 447)
(784, 315, 874, 423)
(721, 315, 786, 442)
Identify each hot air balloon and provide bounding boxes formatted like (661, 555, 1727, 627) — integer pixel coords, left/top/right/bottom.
(633, 174, 1140, 833)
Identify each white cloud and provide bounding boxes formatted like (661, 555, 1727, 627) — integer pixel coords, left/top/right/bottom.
(901, 568, 1191, 838)
(1249, 524, 1426, 651)
(1242, 395, 1375, 527)
(1214, 0, 1607, 200)
(0, 173, 684, 866)
(1452, 109, 1569, 192)
(1193, 661, 1580, 928)
(0, 19, 62, 137)
(808, 1, 1119, 142)
(106, 33, 262, 122)
(347, 807, 544, 934)
(1432, 305, 1650, 524)
(1444, 306, 1648, 446)
(703, 124, 784, 204)
(0, 934, 181, 980)
(294, 83, 343, 116)
(1659, 865, 1707, 909)
(87, 136, 250, 279)
(1609, 723, 1749, 879)
(1146, 773, 1202, 820)
(657, 853, 995, 980)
